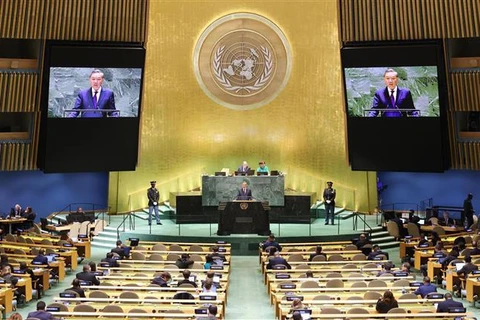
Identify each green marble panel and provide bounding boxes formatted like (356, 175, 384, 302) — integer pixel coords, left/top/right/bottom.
(202, 176, 285, 206)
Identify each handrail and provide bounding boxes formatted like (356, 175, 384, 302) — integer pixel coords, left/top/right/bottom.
(115, 206, 148, 239)
(49, 203, 108, 223)
(419, 198, 433, 211)
(380, 202, 419, 213)
(352, 212, 373, 236)
(116, 212, 132, 240)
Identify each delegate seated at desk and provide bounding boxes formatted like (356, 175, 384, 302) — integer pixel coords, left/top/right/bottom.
(237, 161, 250, 174)
(256, 161, 269, 174)
(236, 182, 253, 200)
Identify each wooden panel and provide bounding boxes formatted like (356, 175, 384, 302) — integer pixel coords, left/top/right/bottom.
(0, 0, 45, 39)
(0, 72, 38, 112)
(451, 57, 480, 69)
(450, 71, 480, 112)
(92, 0, 148, 42)
(340, 0, 480, 41)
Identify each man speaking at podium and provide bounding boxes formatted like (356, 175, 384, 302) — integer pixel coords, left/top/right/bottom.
(368, 68, 418, 118)
(69, 69, 118, 118)
(236, 181, 253, 200)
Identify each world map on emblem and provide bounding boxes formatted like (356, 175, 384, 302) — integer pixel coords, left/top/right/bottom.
(194, 13, 292, 110)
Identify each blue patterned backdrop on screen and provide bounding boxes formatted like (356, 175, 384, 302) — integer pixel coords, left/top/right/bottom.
(48, 67, 142, 118)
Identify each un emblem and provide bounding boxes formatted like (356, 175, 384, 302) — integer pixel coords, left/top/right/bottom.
(194, 13, 292, 110)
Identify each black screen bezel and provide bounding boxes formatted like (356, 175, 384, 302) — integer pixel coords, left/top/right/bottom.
(38, 41, 146, 173)
(341, 40, 450, 172)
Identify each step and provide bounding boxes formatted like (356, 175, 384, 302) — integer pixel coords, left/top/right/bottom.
(337, 210, 355, 220)
(376, 241, 400, 249)
(371, 235, 396, 243)
(92, 235, 118, 243)
(91, 241, 115, 248)
(370, 231, 390, 238)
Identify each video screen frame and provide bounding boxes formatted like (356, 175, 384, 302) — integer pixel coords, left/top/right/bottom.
(340, 40, 450, 172)
(38, 41, 146, 173)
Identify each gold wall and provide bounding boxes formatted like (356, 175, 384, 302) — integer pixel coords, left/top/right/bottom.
(109, 0, 377, 213)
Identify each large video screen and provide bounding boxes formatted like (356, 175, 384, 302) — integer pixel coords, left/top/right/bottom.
(341, 41, 449, 172)
(345, 66, 440, 118)
(38, 42, 146, 173)
(48, 67, 142, 118)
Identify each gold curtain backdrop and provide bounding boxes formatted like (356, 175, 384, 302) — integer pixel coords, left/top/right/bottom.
(108, 0, 377, 214)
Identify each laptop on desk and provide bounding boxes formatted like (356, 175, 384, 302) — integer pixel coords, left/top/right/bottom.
(455, 263, 465, 271)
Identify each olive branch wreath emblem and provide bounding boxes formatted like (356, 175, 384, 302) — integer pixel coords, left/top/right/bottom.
(213, 45, 273, 93)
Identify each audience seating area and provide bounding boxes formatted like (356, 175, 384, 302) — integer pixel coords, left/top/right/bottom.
(259, 240, 471, 320)
(45, 240, 230, 319)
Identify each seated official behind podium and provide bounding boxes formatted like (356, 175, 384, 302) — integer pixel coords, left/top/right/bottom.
(256, 160, 269, 175)
(236, 181, 253, 200)
(237, 161, 250, 174)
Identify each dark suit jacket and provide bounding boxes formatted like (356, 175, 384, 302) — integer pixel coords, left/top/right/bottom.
(66, 286, 86, 298)
(236, 188, 252, 200)
(436, 298, 464, 312)
(26, 310, 56, 320)
(369, 87, 417, 117)
(266, 257, 291, 269)
(76, 271, 100, 285)
(262, 240, 282, 252)
(237, 166, 250, 173)
(101, 257, 119, 267)
(10, 207, 22, 218)
(414, 284, 437, 298)
(177, 279, 198, 288)
(69, 87, 117, 118)
(464, 198, 474, 216)
(32, 255, 48, 265)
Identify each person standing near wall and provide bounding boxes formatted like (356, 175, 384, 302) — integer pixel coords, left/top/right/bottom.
(463, 193, 475, 228)
(147, 181, 162, 225)
(323, 181, 336, 225)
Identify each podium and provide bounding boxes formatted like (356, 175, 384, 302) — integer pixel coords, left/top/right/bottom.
(217, 201, 270, 236)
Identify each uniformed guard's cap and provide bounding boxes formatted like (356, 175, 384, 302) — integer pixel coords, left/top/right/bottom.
(150, 181, 156, 184)
(327, 181, 333, 184)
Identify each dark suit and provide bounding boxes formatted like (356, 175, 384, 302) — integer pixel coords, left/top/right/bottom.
(76, 271, 100, 285)
(414, 283, 437, 298)
(436, 298, 464, 313)
(32, 255, 48, 265)
(368, 250, 389, 260)
(177, 279, 197, 287)
(266, 257, 291, 269)
(66, 286, 86, 298)
(262, 240, 282, 252)
(101, 257, 119, 267)
(69, 87, 117, 118)
(10, 207, 22, 218)
(463, 197, 474, 228)
(236, 188, 252, 200)
(369, 87, 418, 117)
(26, 310, 56, 320)
(237, 165, 250, 173)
